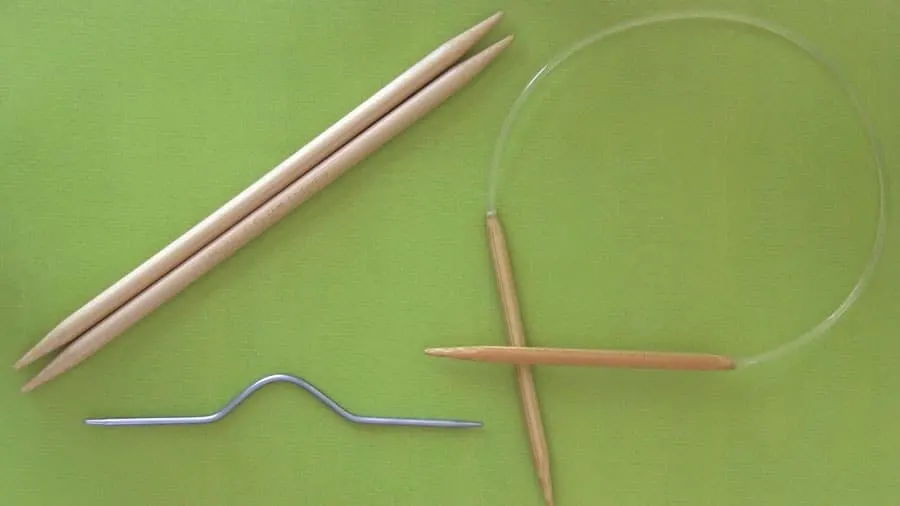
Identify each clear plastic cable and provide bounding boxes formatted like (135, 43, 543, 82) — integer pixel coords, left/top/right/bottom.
(486, 11, 888, 368)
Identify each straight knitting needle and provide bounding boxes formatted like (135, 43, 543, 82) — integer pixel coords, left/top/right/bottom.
(22, 36, 514, 393)
(15, 11, 505, 369)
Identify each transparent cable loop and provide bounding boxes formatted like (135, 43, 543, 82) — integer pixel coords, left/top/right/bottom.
(486, 11, 888, 368)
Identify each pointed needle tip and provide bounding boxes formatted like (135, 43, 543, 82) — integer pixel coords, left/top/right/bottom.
(20, 372, 49, 393)
(474, 11, 505, 33)
(450, 11, 505, 51)
(423, 347, 449, 357)
(14, 349, 41, 370)
(492, 34, 515, 52)
(483, 11, 503, 23)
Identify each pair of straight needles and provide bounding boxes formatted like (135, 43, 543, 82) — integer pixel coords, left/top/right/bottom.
(15, 12, 512, 392)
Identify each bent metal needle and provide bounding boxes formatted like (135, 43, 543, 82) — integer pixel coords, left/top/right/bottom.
(84, 374, 482, 429)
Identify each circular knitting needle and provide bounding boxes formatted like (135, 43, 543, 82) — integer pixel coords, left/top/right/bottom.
(84, 373, 482, 429)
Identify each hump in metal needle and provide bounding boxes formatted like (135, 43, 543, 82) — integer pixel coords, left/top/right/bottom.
(84, 373, 482, 429)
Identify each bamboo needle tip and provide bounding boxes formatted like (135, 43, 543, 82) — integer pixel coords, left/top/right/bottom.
(20, 376, 42, 393)
(465, 11, 504, 37)
(482, 11, 505, 27)
(424, 347, 480, 359)
(13, 348, 44, 370)
(447, 12, 505, 53)
(494, 34, 515, 51)
(15, 329, 67, 370)
(19, 362, 58, 393)
(424, 347, 452, 357)
(457, 35, 513, 77)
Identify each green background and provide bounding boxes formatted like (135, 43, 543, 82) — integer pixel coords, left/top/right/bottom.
(1, 1, 897, 505)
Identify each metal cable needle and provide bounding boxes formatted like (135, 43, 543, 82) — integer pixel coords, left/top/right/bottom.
(84, 373, 482, 429)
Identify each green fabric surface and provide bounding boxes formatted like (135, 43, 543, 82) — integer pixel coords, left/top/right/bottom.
(1, 1, 897, 505)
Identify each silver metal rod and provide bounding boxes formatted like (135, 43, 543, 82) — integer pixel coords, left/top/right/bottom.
(84, 373, 482, 429)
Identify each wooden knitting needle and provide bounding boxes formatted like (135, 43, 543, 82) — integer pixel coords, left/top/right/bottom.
(425, 346, 737, 371)
(14, 11, 505, 370)
(21, 36, 514, 393)
(485, 211, 554, 506)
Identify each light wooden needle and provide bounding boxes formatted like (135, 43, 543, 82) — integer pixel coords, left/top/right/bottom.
(15, 11, 505, 369)
(21, 36, 514, 393)
(485, 211, 554, 506)
(425, 346, 736, 371)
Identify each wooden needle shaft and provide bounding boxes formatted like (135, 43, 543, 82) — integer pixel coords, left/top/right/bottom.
(15, 11, 505, 370)
(21, 37, 513, 393)
(425, 345, 736, 371)
(485, 211, 554, 506)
